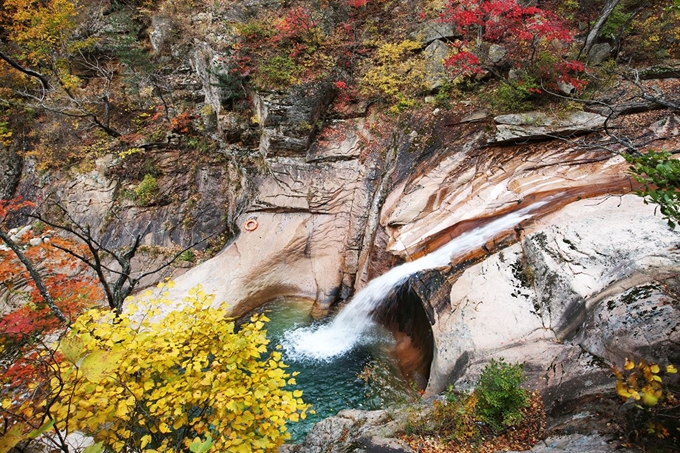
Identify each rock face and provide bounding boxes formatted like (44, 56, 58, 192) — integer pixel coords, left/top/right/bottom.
(0, 147, 22, 201)
(426, 195, 680, 415)
(253, 82, 335, 157)
(28, 153, 235, 251)
(160, 119, 382, 314)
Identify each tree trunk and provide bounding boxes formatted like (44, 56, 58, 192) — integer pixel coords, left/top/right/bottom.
(582, 0, 622, 58)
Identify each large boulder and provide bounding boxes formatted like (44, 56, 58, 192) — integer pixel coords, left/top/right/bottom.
(410, 21, 458, 45)
(422, 40, 451, 91)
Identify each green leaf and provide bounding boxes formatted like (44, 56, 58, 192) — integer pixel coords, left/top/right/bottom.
(26, 419, 55, 440)
(82, 442, 105, 453)
(189, 434, 214, 453)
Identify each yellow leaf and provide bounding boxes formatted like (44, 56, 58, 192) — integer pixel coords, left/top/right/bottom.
(667, 364, 678, 374)
(172, 417, 185, 430)
(624, 358, 635, 370)
(293, 390, 303, 398)
(158, 422, 171, 434)
(0, 423, 27, 453)
(642, 391, 659, 407)
(60, 335, 85, 363)
(616, 380, 633, 399)
(140, 435, 152, 449)
(115, 403, 129, 418)
(650, 364, 660, 374)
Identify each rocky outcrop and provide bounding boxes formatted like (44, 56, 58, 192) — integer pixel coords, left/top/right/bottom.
(21, 151, 236, 253)
(253, 82, 336, 157)
(490, 111, 607, 144)
(423, 40, 450, 91)
(410, 20, 458, 45)
(0, 146, 22, 201)
(509, 434, 633, 453)
(281, 409, 414, 453)
(160, 119, 382, 315)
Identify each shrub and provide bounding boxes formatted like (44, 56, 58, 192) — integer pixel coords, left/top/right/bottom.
(488, 78, 540, 113)
(359, 40, 427, 113)
(626, 150, 680, 229)
(134, 174, 159, 206)
(399, 360, 543, 452)
(177, 249, 195, 262)
(441, 0, 586, 93)
(474, 358, 529, 432)
(255, 55, 299, 90)
(612, 358, 680, 447)
(0, 121, 12, 146)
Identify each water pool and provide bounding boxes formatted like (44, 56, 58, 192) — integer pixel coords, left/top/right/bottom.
(249, 298, 410, 443)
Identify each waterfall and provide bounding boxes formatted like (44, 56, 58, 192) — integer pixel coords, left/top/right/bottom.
(282, 201, 548, 362)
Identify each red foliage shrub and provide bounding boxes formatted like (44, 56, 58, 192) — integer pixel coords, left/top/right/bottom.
(441, 0, 585, 90)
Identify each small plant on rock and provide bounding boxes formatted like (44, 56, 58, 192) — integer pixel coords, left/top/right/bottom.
(399, 358, 543, 452)
(475, 358, 530, 432)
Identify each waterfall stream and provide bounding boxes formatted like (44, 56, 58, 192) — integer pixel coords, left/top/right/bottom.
(282, 201, 549, 361)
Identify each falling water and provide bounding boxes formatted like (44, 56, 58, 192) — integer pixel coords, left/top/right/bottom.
(283, 201, 549, 361)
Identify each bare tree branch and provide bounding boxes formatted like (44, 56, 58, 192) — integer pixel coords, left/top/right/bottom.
(32, 200, 220, 313)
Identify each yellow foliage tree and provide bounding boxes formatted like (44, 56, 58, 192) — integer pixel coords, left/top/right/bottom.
(359, 40, 427, 113)
(3, 0, 80, 65)
(3, 282, 309, 453)
(0, 0, 122, 140)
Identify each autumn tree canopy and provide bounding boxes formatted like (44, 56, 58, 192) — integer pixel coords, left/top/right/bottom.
(1, 283, 309, 453)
